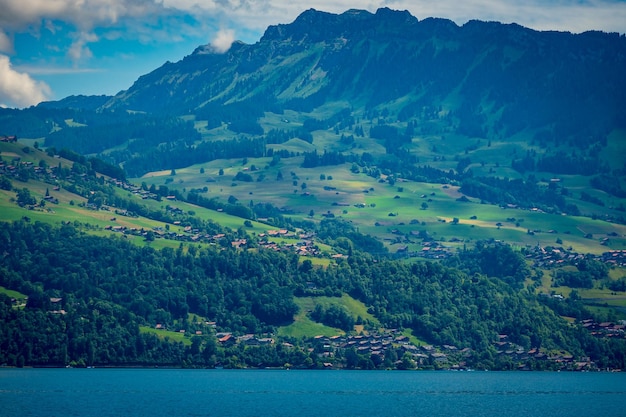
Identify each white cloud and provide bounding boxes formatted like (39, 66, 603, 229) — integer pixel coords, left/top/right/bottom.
(0, 0, 161, 30)
(0, 55, 51, 108)
(211, 28, 235, 52)
(67, 32, 99, 63)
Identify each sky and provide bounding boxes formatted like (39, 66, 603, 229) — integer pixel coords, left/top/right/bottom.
(1, 0, 625, 109)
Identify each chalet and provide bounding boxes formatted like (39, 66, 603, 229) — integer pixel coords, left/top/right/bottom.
(231, 239, 247, 248)
(218, 333, 235, 345)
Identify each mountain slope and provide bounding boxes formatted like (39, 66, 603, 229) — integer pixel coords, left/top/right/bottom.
(104, 7, 626, 144)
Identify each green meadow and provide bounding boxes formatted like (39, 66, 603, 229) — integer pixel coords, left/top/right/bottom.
(139, 326, 192, 346)
(127, 106, 626, 257)
(137, 153, 626, 256)
(0, 286, 27, 304)
(278, 294, 379, 339)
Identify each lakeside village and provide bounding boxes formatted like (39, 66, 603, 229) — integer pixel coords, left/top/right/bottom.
(116, 319, 626, 370)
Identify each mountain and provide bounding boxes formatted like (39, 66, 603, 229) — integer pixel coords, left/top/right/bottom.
(103, 7, 626, 144)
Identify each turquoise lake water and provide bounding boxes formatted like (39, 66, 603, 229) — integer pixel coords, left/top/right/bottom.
(1, 369, 624, 417)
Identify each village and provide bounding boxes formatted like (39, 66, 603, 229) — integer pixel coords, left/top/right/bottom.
(204, 327, 611, 371)
(524, 244, 626, 268)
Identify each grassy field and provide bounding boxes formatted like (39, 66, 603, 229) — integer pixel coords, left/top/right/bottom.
(278, 294, 379, 338)
(0, 152, 279, 252)
(7, 102, 626, 258)
(139, 326, 192, 346)
(0, 286, 27, 304)
(135, 120, 626, 256)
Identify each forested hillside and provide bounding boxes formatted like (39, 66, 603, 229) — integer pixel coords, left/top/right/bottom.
(1, 220, 624, 369)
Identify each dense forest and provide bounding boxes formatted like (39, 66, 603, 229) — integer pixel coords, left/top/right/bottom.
(1, 220, 624, 369)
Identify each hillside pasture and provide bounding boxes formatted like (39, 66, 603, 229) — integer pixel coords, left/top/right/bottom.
(278, 294, 379, 339)
(139, 326, 192, 346)
(135, 151, 626, 256)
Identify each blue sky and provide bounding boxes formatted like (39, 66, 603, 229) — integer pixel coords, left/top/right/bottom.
(1, 0, 625, 108)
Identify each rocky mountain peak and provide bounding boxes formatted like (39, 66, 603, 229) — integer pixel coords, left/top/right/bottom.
(260, 7, 418, 43)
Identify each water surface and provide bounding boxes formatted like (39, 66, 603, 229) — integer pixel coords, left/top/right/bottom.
(1, 369, 623, 417)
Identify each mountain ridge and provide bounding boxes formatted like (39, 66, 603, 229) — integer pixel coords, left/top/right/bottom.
(98, 7, 625, 147)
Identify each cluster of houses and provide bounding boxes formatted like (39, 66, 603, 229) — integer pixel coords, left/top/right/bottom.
(103, 213, 327, 258)
(493, 334, 598, 371)
(104, 179, 328, 257)
(415, 241, 452, 259)
(308, 330, 468, 369)
(0, 158, 32, 176)
(104, 222, 234, 245)
(0, 152, 71, 181)
(392, 240, 453, 260)
(215, 332, 275, 347)
(580, 319, 626, 339)
(525, 245, 587, 268)
(311, 331, 610, 370)
(256, 230, 323, 257)
(599, 250, 626, 267)
(525, 244, 626, 268)
(108, 178, 163, 201)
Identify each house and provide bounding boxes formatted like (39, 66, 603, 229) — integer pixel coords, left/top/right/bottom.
(431, 352, 448, 363)
(218, 333, 235, 345)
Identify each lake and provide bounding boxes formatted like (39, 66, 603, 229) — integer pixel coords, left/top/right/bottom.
(1, 369, 624, 417)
